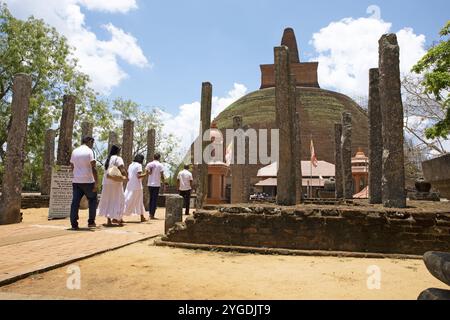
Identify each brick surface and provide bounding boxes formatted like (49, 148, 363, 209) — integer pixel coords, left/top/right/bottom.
(0, 209, 165, 285)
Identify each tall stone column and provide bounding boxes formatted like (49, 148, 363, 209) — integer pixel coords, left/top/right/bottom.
(41, 129, 56, 196)
(108, 131, 119, 152)
(122, 120, 134, 169)
(379, 34, 406, 208)
(231, 115, 245, 204)
(290, 74, 302, 204)
(341, 112, 353, 199)
(81, 122, 94, 142)
(144, 128, 156, 210)
(334, 123, 344, 199)
(0, 74, 32, 225)
(368, 68, 383, 204)
(56, 95, 76, 165)
(196, 82, 212, 209)
(275, 46, 296, 205)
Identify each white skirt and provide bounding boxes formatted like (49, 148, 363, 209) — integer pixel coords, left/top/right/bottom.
(123, 188, 146, 216)
(98, 182, 125, 220)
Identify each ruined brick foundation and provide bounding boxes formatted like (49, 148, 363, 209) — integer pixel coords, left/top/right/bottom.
(163, 204, 450, 256)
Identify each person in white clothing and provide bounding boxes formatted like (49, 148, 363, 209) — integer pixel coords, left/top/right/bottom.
(97, 145, 128, 226)
(70, 136, 98, 230)
(177, 165, 193, 215)
(124, 154, 148, 222)
(145, 153, 165, 219)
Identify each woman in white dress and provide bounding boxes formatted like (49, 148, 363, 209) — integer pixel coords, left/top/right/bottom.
(98, 145, 128, 226)
(123, 154, 148, 222)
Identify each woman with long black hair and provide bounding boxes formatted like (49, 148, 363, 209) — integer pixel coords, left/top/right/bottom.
(97, 144, 128, 226)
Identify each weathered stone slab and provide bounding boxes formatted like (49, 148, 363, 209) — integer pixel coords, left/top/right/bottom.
(0, 74, 32, 225)
(81, 121, 93, 142)
(56, 95, 76, 166)
(122, 120, 134, 169)
(423, 251, 450, 286)
(418, 288, 450, 300)
(341, 112, 353, 199)
(108, 131, 119, 152)
(196, 82, 212, 209)
(368, 68, 383, 204)
(275, 46, 296, 206)
(379, 34, 406, 208)
(334, 123, 343, 199)
(165, 195, 184, 234)
(41, 129, 56, 196)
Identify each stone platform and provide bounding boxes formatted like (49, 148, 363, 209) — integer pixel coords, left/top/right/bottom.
(163, 201, 450, 256)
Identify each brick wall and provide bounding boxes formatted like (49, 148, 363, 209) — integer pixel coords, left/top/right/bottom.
(164, 206, 450, 255)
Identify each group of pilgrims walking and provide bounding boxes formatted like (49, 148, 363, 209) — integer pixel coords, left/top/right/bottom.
(68, 136, 193, 230)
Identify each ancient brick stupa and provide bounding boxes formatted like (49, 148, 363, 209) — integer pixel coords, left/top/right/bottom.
(212, 27, 369, 190)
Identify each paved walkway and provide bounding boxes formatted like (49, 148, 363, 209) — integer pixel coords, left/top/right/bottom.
(0, 208, 165, 286)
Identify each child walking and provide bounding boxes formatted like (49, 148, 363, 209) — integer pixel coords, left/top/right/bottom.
(123, 154, 148, 222)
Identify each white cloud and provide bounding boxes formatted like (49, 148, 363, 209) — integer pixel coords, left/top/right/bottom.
(160, 83, 248, 155)
(77, 0, 137, 13)
(3, 0, 148, 94)
(310, 16, 426, 97)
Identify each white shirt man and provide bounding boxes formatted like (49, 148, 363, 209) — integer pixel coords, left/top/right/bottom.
(69, 137, 98, 230)
(71, 144, 95, 184)
(145, 154, 165, 219)
(177, 165, 193, 215)
(177, 168, 193, 191)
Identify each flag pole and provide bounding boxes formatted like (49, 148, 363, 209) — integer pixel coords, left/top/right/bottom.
(310, 134, 313, 199)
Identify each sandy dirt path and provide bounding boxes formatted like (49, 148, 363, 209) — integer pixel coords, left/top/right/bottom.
(0, 238, 447, 300)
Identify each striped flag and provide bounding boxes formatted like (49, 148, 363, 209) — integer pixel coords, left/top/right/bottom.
(310, 139, 318, 168)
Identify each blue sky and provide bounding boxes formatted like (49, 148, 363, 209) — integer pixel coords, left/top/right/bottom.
(4, 0, 449, 151)
(81, 0, 449, 111)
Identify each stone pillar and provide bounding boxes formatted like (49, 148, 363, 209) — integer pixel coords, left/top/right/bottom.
(165, 195, 183, 234)
(341, 112, 353, 199)
(368, 68, 383, 204)
(108, 131, 119, 152)
(231, 115, 245, 204)
(41, 129, 56, 196)
(334, 123, 344, 199)
(122, 120, 134, 169)
(291, 75, 302, 204)
(144, 128, 156, 210)
(56, 95, 76, 165)
(0, 74, 32, 225)
(275, 46, 296, 205)
(379, 34, 406, 208)
(196, 82, 212, 209)
(81, 122, 93, 142)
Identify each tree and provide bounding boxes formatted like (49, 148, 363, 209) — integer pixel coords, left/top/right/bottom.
(412, 21, 450, 139)
(0, 4, 107, 190)
(106, 98, 181, 181)
(402, 75, 448, 156)
(0, 4, 112, 190)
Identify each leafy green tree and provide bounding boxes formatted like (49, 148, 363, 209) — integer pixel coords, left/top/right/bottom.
(412, 21, 450, 139)
(0, 4, 109, 190)
(108, 98, 181, 182)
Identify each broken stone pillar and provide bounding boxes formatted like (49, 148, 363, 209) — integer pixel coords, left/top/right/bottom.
(56, 95, 76, 165)
(40, 129, 56, 196)
(368, 68, 383, 204)
(275, 46, 296, 206)
(196, 82, 212, 209)
(334, 123, 344, 199)
(290, 74, 302, 204)
(0, 74, 32, 225)
(379, 34, 406, 208)
(81, 121, 93, 143)
(231, 115, 245, 204)
(341, 112, 353, 199)
(144, 128, 156, 210)
(122, 120, 134, 169)
(165, 195, 183, 234)
(108, 131, 119, 152)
